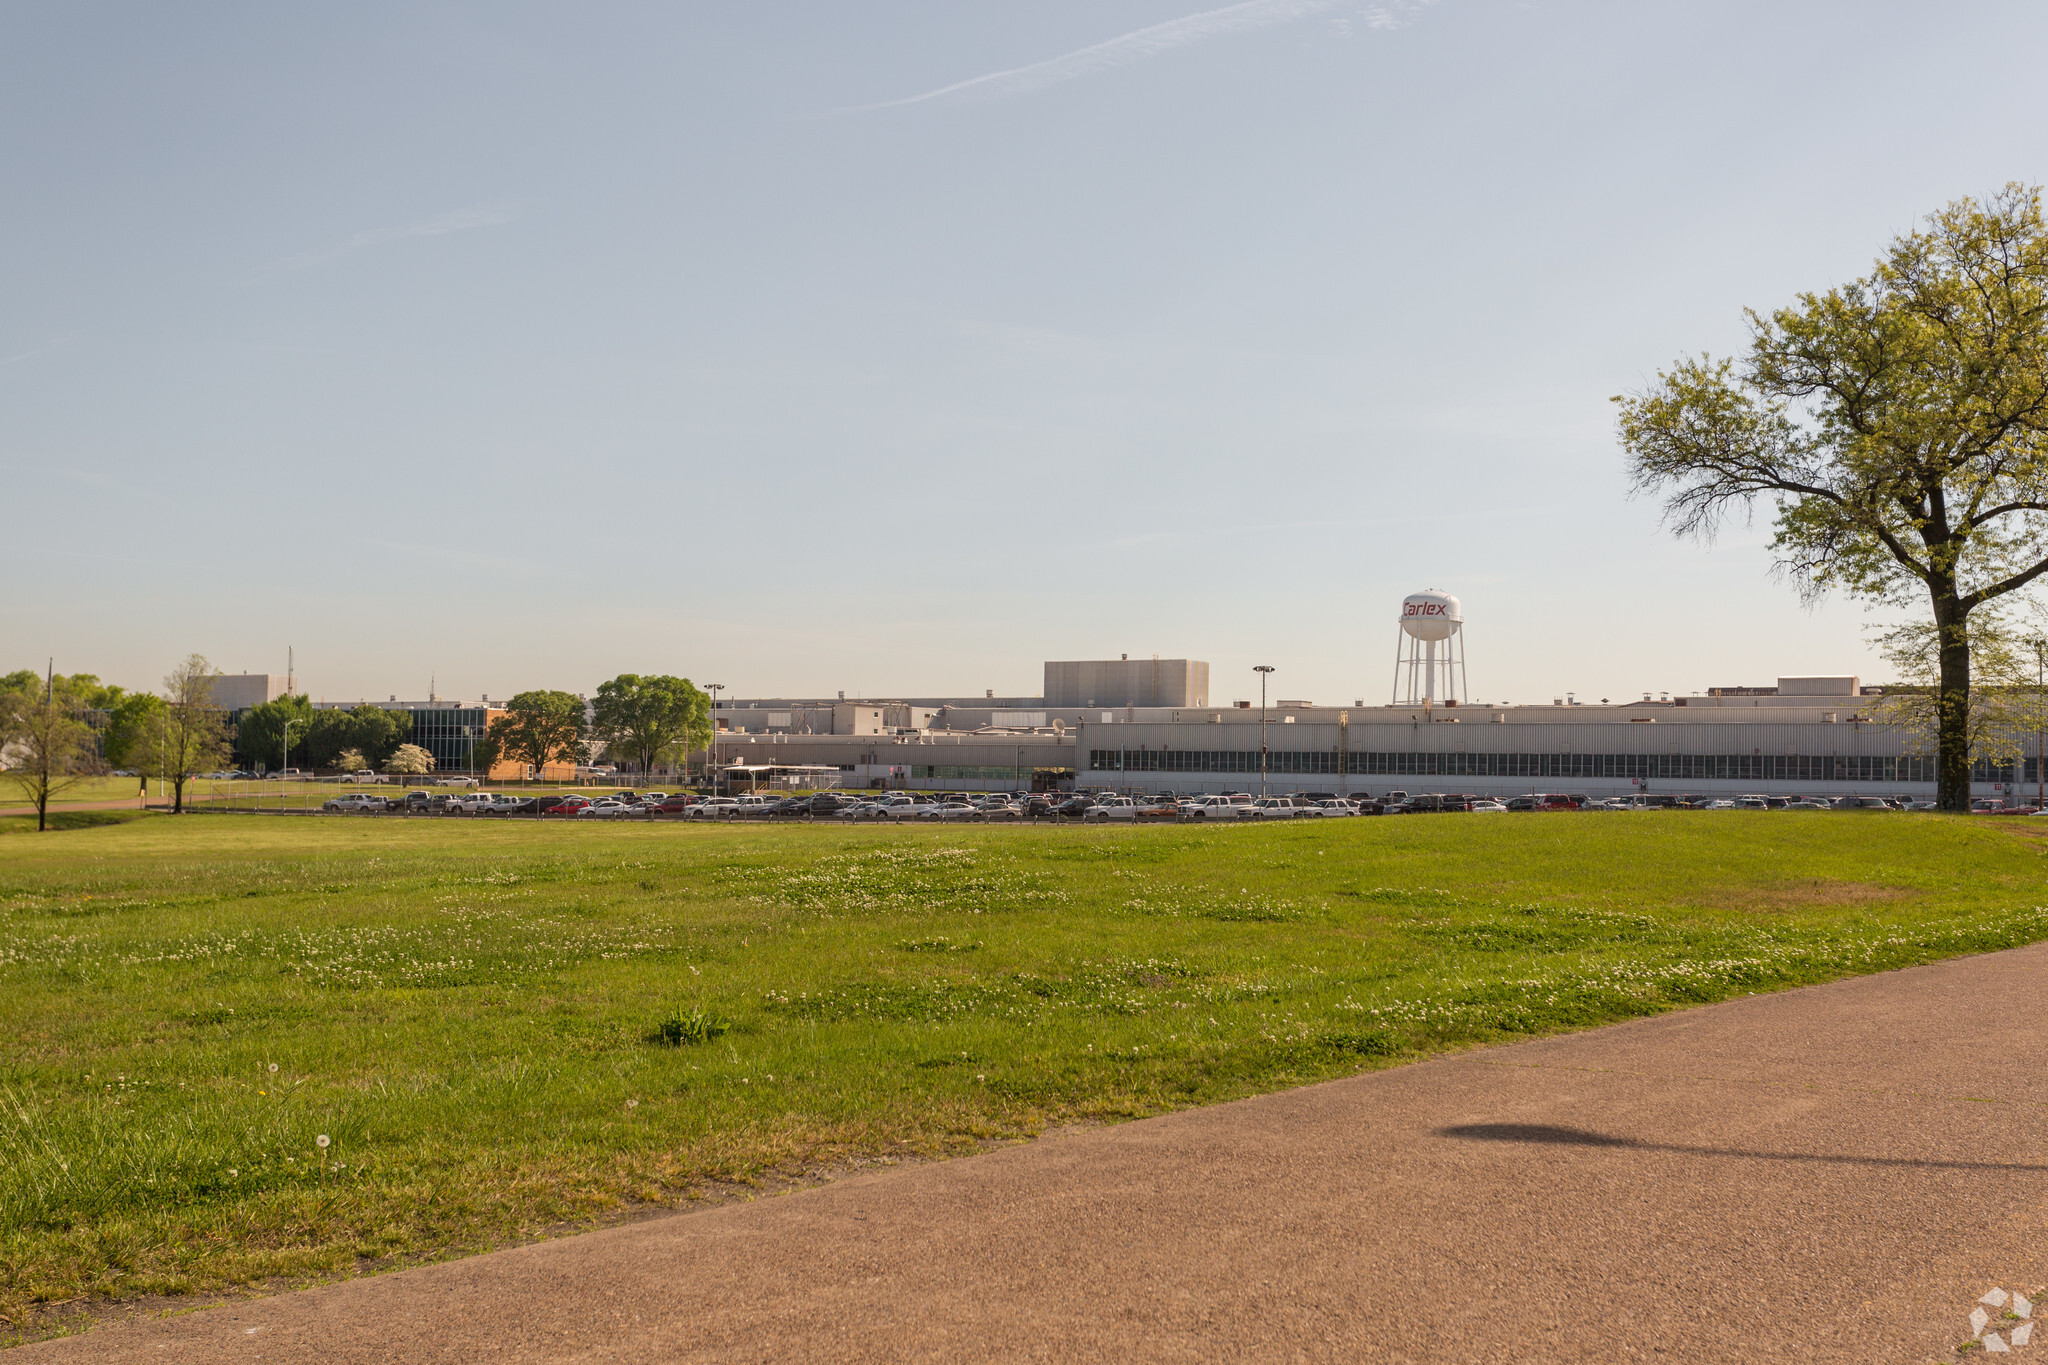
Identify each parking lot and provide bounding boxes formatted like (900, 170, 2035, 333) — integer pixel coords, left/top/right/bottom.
(280, 787, 2038, 822)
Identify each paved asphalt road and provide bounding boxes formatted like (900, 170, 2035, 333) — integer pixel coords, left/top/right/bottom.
(30, 944, 2048, 1364)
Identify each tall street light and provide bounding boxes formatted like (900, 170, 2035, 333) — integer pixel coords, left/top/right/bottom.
(707, 683, 725, 791)
(1254, 665, 1275, 798)
(280, 715, 304, 811)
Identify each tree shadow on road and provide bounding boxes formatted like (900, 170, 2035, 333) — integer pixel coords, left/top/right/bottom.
(1436, 1123, 2048, 1173)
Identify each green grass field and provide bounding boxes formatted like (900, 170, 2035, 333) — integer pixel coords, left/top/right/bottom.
(2, 811, 2045, 1337)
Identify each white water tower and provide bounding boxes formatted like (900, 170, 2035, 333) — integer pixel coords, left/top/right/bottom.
(1392, 590, 1467, 706)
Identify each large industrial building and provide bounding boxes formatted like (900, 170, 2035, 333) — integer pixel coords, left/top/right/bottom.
(706, 592, 2037, 801)
(709, 671, 2012, 800)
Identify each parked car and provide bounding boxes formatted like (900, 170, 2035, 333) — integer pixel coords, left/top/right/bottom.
(539, 794, 592, 814)
(931, 801, 984, 821)
(323, 793, 389, 812)
(1239, 797, 1294, 819)
(685, 797, 740, 819)
(1783, 798, 1830, 810)
(1174, 795, 1233, 821)
(448, 791, 505, 813)
(1306, 799, 1359, 817)
(1084, 797, 1141, 821)
(433, 776, 479, 788)
(488, 795, 541, 815)
(1502, 793, 1576, 811)
(874, 795, 941, 821)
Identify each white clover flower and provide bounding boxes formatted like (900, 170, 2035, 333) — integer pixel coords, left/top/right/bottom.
(316, 1135, 330, 1149)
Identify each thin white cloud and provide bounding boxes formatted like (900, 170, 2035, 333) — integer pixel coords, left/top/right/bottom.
(264, 205, 516, 273)
(845, 0, 1435, 112)
(0, 332, 84, 369)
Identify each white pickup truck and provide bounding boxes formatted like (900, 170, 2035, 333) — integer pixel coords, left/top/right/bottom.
(450, 791, 524, 814)
(1181, 795, 1252, 821)
(686, 797, 741, 819)
(881, 796, 942, 821)
(1084, 797, 1141, 822)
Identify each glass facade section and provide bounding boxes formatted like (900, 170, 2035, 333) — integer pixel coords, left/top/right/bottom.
(407, 708, 489, 775)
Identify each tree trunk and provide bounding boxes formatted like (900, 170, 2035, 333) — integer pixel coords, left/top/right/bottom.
(1934, 593, 1973, 812)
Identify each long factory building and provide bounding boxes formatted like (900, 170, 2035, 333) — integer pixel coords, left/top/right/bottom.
(709, 660, 2036, 802)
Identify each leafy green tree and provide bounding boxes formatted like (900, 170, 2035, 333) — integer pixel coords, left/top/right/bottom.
(1618, 185, 2048, 811)
(2, 675, 97, 831)
(296, 704, 413, 770)
(347, 705, 412, 768)
(469, 726, 502, 778)
(102, 692, 168, 793)
(234, 694, 315, 771)
(490, 690, 586, 780)
(590, 674, 710, 778)
(148, 654, 231, 813)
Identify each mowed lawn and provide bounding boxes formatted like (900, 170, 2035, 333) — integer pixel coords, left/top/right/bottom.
(3, 811, 2046, 1334)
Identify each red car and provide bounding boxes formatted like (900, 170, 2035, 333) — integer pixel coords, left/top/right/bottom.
(540, 794, 591, 814)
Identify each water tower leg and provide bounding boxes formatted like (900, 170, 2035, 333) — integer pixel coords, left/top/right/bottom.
(1425, 638, 1437, 703)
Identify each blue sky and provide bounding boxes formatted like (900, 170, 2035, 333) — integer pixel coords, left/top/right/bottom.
(8, 1, 2048, 705)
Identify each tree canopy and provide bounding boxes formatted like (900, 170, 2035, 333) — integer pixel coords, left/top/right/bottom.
(1617, 184, 2048, 810)
(235, 699, 412, 771)
(150, 655, 231, 813)
(489, 691, 587, 777)
(1, 675, 97, 830)
(590, 674, 710, 777)
(233, 694, 315, 771)
(382, 743, 435, 775)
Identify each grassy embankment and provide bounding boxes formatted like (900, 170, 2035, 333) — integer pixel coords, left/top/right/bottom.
(2, 811, 2045, 1335)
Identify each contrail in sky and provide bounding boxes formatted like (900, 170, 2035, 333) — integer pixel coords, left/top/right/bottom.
(266, 206, 516, 273)
(845, 0, 1434, 112)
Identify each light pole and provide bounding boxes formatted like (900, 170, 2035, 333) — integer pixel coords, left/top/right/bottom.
(280, 716, 303, 811)
(1254, 665, 1275, 798)
(707, 683, 725, 792)
(2034, 637, 2046, 812)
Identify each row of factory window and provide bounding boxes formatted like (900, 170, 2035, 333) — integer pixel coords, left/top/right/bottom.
(1082, 750, 2043, 783)
(911, 765, 1077, 780)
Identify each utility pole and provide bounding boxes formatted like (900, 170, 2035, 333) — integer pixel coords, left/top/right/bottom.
(280, 716, 303, 810)
(1254, 665, 1275, 798)
(2035, 637, 2046, 813)
(707, 683, 725, 791)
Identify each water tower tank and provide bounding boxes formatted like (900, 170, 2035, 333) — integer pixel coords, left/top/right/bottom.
(1399, 591, 1462, 643)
